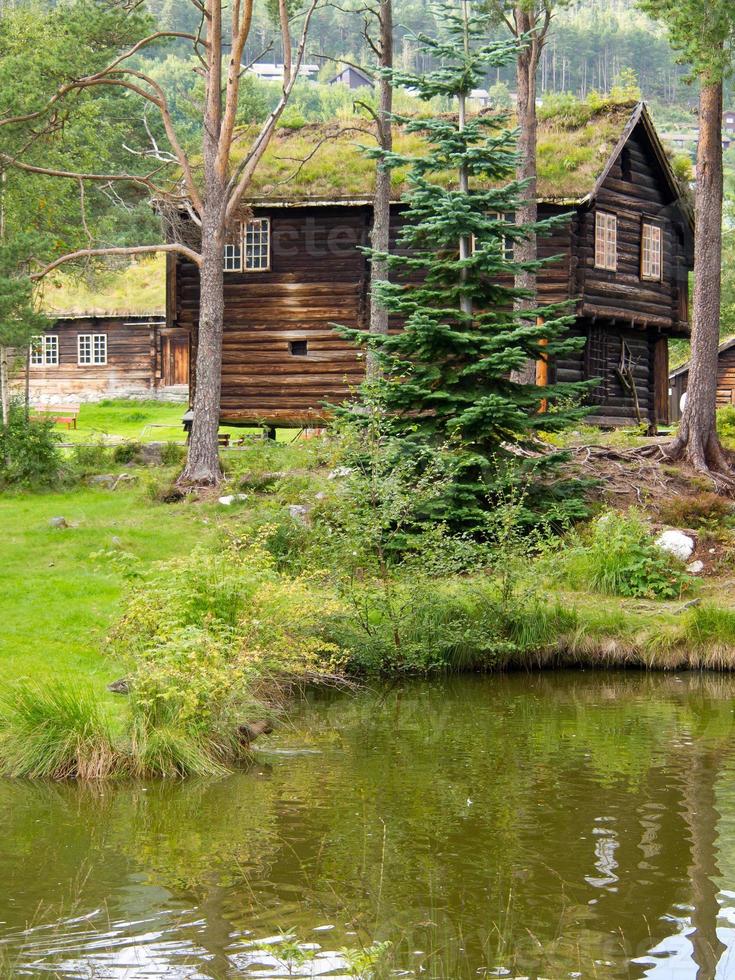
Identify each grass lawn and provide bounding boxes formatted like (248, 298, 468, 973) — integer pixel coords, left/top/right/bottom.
(56, 399, 297, 445)
(0, 484, 218, 695)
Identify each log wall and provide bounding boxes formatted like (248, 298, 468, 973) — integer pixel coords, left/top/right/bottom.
(11, 315, 184, 404)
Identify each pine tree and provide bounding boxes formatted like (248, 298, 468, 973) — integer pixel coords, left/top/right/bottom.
(344, 0, 589, 527)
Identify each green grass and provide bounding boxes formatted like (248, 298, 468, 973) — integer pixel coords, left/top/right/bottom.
(0, 484, 218, 694)
(55, 399, 295, 445)
(40, 255, 165, 316)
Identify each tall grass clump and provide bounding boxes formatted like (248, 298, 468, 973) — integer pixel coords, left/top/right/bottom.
(0, 682, 117, 779)
(558, 510, 690, 600)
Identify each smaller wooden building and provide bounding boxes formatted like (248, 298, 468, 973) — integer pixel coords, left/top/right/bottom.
(14, 314, 189, 405)
(669, 338, 735, 422)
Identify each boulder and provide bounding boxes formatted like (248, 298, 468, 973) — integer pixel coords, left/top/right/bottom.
(328, 466, 353, 480)
(137, 443, 164, 466)
(107, 678, 130, 695)
(655, 529, 695, 562)
(88, 474, 116, 488)
(686, 560, 705, 574)
(218, 493, 249, 506)
(288, 503, 310, 524)
(49, 516, 68, 529)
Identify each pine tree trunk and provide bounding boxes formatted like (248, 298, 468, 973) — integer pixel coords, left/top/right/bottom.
(510, 12, 539, 386)
(367, 0, 393, 380)
(0, 345, 9, 427)
(667, 80, 730, 477)
(178, 204, 225, 486)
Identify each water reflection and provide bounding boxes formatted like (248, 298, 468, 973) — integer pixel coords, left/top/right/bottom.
(2, 672, 735, 978)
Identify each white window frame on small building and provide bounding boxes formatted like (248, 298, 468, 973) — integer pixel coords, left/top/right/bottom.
(595, 211, 617, 271)
(469, 213, 515, 261)
(641, 221, 663, 281)
(78, 333, 108, 366)
(30, 334, 59, 367)
(223, 218, 271, 272)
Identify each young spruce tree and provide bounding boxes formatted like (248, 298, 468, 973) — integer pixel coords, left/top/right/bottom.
(346, 0, 589, 528)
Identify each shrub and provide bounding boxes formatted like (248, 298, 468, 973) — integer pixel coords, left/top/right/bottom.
(560, 511, 690, 600)
(69, 440, 111, 475)
(658, 492, 733, 529)
(112, 441, 142, 464)
(718, 405, 735, 446)
(161, 441, 185, 466)
(0, 403, 61, 487)
(0, 682, 117, 779)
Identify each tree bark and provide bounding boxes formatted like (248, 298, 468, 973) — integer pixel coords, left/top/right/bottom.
(666, 79, 731, 478)
(366, 0, 393, 380)
(510, 6, 540, 386)
(179, 207, 225, 486)
(0, 345, 9, 427)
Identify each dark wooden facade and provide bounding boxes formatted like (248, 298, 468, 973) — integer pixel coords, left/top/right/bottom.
(170, 102, 693, 429)
(14, 314, 189, 404)
(669, 339, 735, 423)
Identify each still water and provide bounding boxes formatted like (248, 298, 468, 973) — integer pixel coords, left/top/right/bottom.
(4, 672, 735, 978)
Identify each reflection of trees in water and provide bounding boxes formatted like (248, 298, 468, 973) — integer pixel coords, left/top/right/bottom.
(2, 672, 735, 978)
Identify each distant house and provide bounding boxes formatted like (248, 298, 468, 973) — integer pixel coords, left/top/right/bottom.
(168, 101, 693, 430)
(669, 338, 735, 423)
(329, 66, 373, 90)
(13, 314, 188, 405)
(724, 109, 735, 133)
(247, 63, 319, 83)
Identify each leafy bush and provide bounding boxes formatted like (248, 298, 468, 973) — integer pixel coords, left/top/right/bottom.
(717, 405, 735, 446)
(112, 441, 142, 464)
(0, 682, 117, 779)
(69, 440, 111, 475)
(560, 511, 690, 600)
(161, 441, 185, 466)
(0, 403, 61, 487)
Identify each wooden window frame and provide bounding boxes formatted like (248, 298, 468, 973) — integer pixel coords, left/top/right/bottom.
(78, 333, 108, 366)
(30, 334, 59, 367)
(223, 217, 271, 273)
(595, 211, 617, 271)
(641, 220, 663, 282)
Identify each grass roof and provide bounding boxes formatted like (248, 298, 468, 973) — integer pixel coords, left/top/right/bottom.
(245, 98, 640, 203)
(40, 255, 165, 317)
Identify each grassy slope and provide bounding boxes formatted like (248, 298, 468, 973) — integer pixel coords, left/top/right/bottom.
(0, 486, 216, 693)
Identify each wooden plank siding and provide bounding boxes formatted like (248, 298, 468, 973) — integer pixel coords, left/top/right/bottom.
(670, 345, 735, 423)
(11, 315, 186, 404)
(174, 116, 693, 429)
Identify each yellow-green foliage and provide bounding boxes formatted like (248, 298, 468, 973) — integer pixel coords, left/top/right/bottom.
(40, 255, 165, 316)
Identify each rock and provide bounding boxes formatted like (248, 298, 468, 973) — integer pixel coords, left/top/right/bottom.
(137, 443, 164, 466)
(237, 720, 273, 745)
(49, 516, 68, 529)
(655, 529, 695, 561)
(288, 504, 310, 524)
(88, 474, 116, 488)
(328, 466, 353, 480)
(238, 471, 285, 490)
(686, 560, 705, 574)
(218, 493, 249, 506)
(110, 536, 123, 548)
(314, 491, 327, 501)
(107, 678, 130, 695)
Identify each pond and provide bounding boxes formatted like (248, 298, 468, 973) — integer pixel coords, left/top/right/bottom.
(3, 671, 735, 978)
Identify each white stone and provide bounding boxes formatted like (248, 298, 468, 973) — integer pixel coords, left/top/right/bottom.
(218, 493, 248, 506)
(686, 560, 705, 574)
(328, 466, 353, 480)
(655, 529, 695, 561)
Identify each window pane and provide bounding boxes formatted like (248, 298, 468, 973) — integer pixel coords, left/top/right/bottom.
(45, 336, 59, 365)
(78, 334, 91, 365)
(30, 336, 43, 366)
(224, 243, 242, 272)
(93, 334, 107, 365)
(245, 219, 270, 270)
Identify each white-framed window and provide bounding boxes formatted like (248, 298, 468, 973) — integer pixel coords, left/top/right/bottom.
(30, 334, 59, 366)
(223, 218, 271, 272)
(595, 211, 617, 271)
(641, 222, 662, 281)
(78, 333, 107, 365)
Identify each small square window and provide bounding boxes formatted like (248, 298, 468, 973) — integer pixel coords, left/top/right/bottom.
(224, 243, 242, 272)
(30, 335, 58, 366)
(289, 339, 308, 356)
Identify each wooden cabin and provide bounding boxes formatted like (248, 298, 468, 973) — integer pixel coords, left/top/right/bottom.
(13, 314, 189, 405)
(668, 339, 735, 423)
(169, 101, 693, 429)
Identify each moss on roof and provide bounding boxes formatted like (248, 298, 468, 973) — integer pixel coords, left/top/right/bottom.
(244, 98, 640, 203)
(40, 255, 165, 317)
